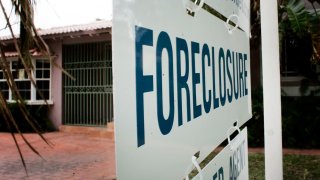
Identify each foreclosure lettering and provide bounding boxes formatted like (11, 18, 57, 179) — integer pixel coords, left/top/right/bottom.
(135, 26, 249, 147)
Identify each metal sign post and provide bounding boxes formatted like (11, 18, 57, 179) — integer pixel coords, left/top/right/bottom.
(260, 0, 284, 179)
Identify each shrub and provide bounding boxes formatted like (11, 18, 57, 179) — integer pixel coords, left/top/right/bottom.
(0, 104, 55, 133)
(282, 96, 320, 148)
(246, 86, 320, 148)
(244, 86, 264, 147)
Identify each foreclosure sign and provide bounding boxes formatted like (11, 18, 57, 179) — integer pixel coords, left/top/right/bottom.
(113, 0, 251, 179)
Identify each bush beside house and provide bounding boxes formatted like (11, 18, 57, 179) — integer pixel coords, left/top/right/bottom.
(0, 104, 55, 133)
(246, 87, 320, 148)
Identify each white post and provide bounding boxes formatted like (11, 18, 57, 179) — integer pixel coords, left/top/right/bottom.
(260, 0, 283, 179)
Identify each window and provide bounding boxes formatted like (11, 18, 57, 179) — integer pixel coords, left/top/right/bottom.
(281, 36, 317, 78)
(12, 61, 31, 100)
(0, 59, 52, 104)
(35, 60, 51, 100)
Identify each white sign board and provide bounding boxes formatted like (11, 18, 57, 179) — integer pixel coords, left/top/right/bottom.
(193, 128, 249, 180)
(113, 0, 251, 179)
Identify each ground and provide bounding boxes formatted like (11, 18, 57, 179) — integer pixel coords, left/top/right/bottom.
(0, 132, 116, 180)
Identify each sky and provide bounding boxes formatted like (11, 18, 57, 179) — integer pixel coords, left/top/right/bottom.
(0, 0, 113, 35)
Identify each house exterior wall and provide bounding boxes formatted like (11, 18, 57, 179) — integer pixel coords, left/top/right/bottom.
(48, 40, 63, 128)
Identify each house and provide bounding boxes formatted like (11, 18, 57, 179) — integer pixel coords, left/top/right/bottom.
(0, 20, 113, 129)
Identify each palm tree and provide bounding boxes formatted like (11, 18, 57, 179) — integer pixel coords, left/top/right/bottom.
(0, 0, 51, 173)
(278, 0, 320, 96)
(279, 0, 320, 64)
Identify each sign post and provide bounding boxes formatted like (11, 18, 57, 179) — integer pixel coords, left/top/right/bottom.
(260, 1, 284, 179)
(113, 0, 251, 179)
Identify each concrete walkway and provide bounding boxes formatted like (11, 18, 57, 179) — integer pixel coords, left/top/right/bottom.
(0, 132, 116, 180)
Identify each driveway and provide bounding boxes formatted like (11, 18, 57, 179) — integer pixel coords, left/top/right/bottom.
(0, 132, 116, 180)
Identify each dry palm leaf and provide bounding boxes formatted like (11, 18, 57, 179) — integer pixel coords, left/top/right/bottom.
(0, 0, 69, 174)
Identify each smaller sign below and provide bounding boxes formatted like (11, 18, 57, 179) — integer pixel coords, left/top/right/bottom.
(193, 127, 249, 180)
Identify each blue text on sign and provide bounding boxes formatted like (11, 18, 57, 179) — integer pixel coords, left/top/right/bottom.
(135, 26, 249, 147)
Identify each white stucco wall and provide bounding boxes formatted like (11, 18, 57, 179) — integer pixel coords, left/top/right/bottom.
(48, 40, 63, 129)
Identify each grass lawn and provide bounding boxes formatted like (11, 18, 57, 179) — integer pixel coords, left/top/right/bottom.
(249, 153, 320, 180)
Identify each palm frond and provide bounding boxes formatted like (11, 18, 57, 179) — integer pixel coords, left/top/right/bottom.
(284, 0, 311, 37)
(0, 0, 54, 174)
(279, 0, 320, 66)
(311, 33, 320, 63)
(308, 3, 320, 64)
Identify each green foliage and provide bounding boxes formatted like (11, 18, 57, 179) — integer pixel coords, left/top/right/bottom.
(279, 0, 320, 64)
(247, 87, 320, 148)
(282, 0, 311, 37)
(0, 104, 55, 133)
(244, 87, 264, 147)
(249, 153, 320, 180)
(282, 96, 320, 148)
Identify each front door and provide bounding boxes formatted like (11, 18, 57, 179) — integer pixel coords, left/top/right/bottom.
(62, 42, 113, 126)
